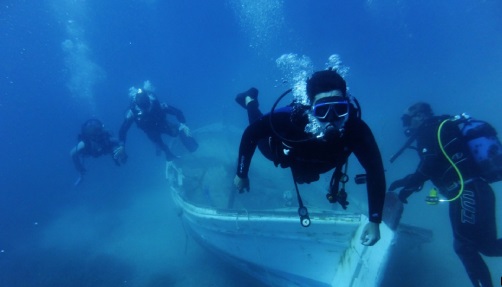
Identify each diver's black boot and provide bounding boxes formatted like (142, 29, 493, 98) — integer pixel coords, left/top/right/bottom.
(235, 87, 259, 109)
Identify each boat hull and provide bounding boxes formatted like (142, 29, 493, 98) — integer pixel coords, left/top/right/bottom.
(172, 187, 395, 287)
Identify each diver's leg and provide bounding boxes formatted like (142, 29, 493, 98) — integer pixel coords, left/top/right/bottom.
(160, 121, 180, 137)
(235, 88, 272, 158)
(160, 121, 198, 153)
(472, 181, 502, 260)
(453, 239, 493, 287)
(246, 100, 263, 124)
(450, 187, 494, 287)
(146, 131, 176, 161)
(235, 87, 261, 123)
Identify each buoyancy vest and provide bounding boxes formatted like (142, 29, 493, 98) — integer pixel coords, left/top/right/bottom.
(456, 114, 502, 183)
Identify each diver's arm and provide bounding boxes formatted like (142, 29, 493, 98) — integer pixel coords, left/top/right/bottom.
(388, 171, 427, 203)
(236, 115, 272, 179)
(163, 103, 186, 123)
(350, 120, 386, 224)
(118, 110, 134, 144)
(234, 124, 258, 193)
(108, 136, 128, 165)
(108, 136, 121, 151)
(236, 125, 260, 179)
(70, 141, 87, 174)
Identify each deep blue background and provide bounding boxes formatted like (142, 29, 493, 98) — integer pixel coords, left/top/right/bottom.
(1, 1, 501, 286)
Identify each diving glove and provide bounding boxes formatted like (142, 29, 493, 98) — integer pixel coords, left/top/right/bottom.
(179, 123, 191, 137)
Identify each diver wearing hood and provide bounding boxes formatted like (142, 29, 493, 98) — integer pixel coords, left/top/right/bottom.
(233, 69, 386, 246)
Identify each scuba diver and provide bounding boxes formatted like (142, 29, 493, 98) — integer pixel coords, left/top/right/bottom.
(118, 86, 198, 184)
(388, 102, 502, 287)
(233, 69, 386, 246)
(71, 118, 127, 185)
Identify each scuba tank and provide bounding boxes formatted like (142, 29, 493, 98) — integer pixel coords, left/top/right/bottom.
(391, 113, 502, 205)
(457, 114, 502, 183)
(433, 113, 502, 203)
(432, 113, 502, 203)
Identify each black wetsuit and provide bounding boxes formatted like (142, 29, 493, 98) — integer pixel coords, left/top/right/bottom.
(72, 131, 121, 173)
(395, 116, 502, 287)
(82, 132, 119, 157)
(119, 98, 186, 161)
(236, 101, 386, 224)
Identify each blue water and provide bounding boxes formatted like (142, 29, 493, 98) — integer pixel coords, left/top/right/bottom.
(1, 1, 502, 286)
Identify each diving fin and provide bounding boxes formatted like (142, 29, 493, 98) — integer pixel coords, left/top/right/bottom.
(180, 132, 199, 152)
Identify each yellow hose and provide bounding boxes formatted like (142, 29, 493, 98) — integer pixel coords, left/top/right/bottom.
(436, 119, 464, 202)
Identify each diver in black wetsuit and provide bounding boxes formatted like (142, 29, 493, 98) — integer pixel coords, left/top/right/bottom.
(119, 88, 198, 160)
(71, 119, 127, 184)
(233, 69, 386, 246)
(119, 87, 199, 184)
(389, 102, 502, 287)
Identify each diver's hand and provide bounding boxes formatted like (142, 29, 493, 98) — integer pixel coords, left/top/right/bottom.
(113, 145, 127, 165)
(179, 123, 191, 137)
(397, 187, 417, 204)
(234, 175, 250, 193)
(389, 175, 420, 204)
(360, 222, 380, 246)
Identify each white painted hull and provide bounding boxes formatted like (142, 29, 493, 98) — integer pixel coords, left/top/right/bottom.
(172, 187, 395, 287)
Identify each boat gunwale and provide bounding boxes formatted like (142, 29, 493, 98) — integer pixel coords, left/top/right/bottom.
(172, 187, 364, 226)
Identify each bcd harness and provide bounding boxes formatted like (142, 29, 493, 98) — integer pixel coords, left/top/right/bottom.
(270, 89, 360, 227)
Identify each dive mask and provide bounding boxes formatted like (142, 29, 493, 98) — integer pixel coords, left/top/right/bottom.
(310, 96, 350, 140)
(312, 97, 349, 122)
